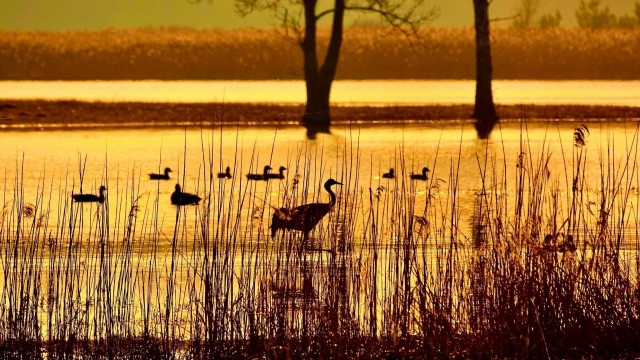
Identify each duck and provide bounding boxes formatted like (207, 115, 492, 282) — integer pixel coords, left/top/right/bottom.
(149, 167, 172, 180)
(265, 166, 287, 180)
(382, 168, 395, 179)
(246, 165, 272, 181)
(409, 167, 430, 181)
(171, 184, 201, 206)
(558, 235, 577, 253)
(72, 186, 107, 204)
(542, 233, 557, 252)
(217, 166, 232, 179)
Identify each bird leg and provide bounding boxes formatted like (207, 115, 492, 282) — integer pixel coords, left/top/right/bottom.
(301, 231, 335, 255)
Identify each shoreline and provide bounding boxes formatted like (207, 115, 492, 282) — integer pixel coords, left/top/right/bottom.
(1, 100, 639, 130)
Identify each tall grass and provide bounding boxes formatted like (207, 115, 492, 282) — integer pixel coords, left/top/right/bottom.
(1, 27, 639, 80)
(1, 121, 640, 358)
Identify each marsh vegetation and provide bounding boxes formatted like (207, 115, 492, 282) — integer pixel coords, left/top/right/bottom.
(1, 122, 640, 358)
(1, 27, 639, 80)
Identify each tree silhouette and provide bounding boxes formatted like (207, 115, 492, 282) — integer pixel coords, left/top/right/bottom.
(236, 0, 436, 138)
(472, 0, 498, 139)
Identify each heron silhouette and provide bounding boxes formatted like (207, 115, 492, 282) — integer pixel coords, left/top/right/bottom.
(409, 167, 430, 180)
(72, 186, 107, 204)
(246, 165, 271, 181)
(382, 168, 395, 179)
(266, 166, 287, 180)
(149, 167, 172, 180)
(270, 178, 342, 249)
(171, 184, 201, 206)
(217, 166, 232, 179)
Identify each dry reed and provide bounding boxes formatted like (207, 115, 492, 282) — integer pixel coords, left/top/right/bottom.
(1, 27, 639, 80)
(0, 121, 639, 358)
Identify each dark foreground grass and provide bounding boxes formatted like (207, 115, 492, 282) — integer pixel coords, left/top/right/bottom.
(0, 122, 640, 358)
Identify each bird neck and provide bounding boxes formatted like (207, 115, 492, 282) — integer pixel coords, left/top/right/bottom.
(325, 184, 337, 206)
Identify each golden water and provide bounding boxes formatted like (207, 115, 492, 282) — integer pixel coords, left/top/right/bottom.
(0, 120, 639, 340)
(0, 121, 638, 240)
(1, 80, 640, 105)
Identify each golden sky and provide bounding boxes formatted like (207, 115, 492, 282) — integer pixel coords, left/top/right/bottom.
(0, 0, 636, 30)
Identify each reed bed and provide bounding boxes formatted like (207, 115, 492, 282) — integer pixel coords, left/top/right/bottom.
(0, 122, 640, 358)
(1, 27, 639, 80)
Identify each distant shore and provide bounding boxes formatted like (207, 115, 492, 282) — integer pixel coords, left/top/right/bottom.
(2, 28, 640, 80)
(0, 100, 639, 130)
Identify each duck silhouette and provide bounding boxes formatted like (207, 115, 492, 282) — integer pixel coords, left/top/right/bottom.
(409, 167, 430, 181)
(558, 235, 577, 253)
(266, 166, 287, 180)
(217, 166, 232, 179)
(247, 165, 272, 181)
(382, 168, 395, 179)
(72, 186, 107, 204)
(149, 167, 172, 180)
(171, 184, 201, 206)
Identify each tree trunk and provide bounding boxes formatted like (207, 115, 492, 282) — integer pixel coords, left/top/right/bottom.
(301, 0, 344, 139)
(472, 0, 498, 139)
(302, 75, 332, 139)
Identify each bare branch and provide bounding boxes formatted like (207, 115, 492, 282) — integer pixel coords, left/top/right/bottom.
(315, 1, 438, 39)
(490, 14, 520, 22)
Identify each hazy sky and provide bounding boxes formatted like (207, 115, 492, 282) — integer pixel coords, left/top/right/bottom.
(0, 0, 636, 30)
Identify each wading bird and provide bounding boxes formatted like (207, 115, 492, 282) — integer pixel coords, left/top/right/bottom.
(270, 178, 342, 247)
(171, 184, 201, 206)
(382, 168, 395, 179)
(217, 166, 232, 179)
(72, 186, 107, 204)
(409, 167, 430, 181)
(246, 165, 272, 181)
(266, 166, 287, 180)
(149, 167, 172, 180)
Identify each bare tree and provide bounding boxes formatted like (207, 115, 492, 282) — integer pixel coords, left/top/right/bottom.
(513, 0, 541, 29)
(236, 0, 436, 138)
(472, 0, 498, 139)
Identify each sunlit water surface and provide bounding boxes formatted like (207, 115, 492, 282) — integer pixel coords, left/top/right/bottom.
(2, 80, 640, 105)
(1, 121, 640, 337)
(1, 122, 638, 241)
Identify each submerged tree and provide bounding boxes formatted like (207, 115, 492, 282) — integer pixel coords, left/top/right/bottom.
(472, 0, 498, 139)
(236, 0, 436, 138)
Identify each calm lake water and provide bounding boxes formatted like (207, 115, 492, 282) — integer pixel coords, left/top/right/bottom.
(1, 80, 640, 105)
(1, 121, 638, 242)
(1, 80, 639, 252)
(1, 81, 640, 340)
